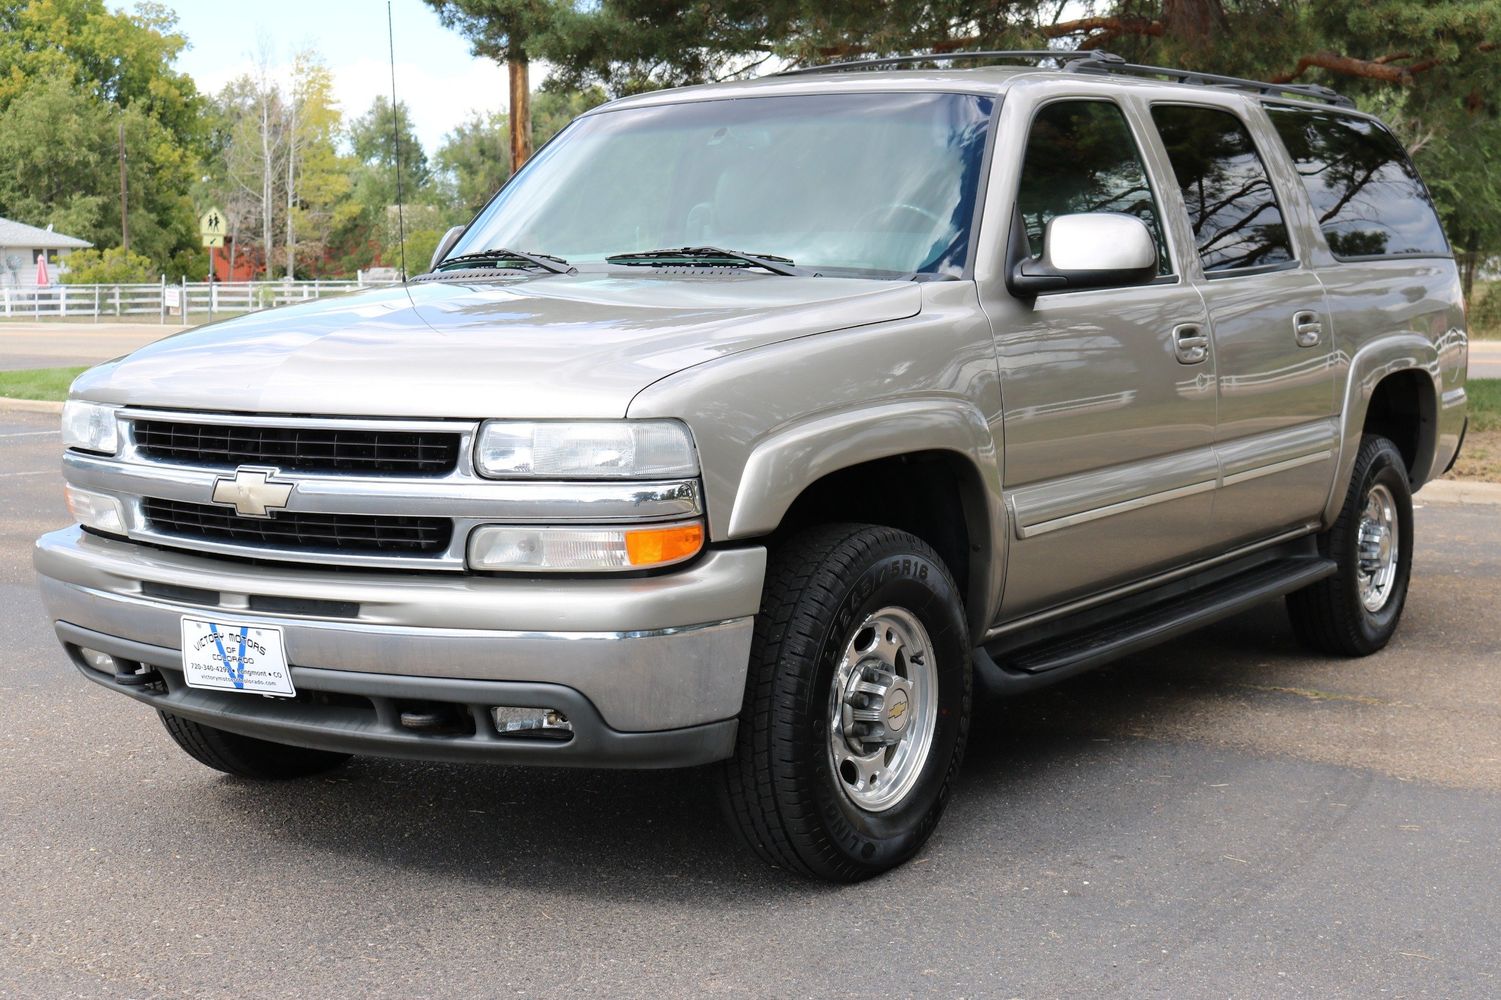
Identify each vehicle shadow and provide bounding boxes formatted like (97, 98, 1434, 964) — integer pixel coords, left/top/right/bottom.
(206, 600, 1311, 899)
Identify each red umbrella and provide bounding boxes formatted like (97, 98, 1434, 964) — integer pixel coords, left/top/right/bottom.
(34, 253, 49, 286)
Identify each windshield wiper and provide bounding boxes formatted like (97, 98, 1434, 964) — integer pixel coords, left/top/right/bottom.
(606, 246, 816, 277)
(434, 248, 574, 275)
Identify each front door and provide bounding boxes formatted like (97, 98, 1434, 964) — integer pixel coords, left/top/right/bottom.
(982, 97, 1219, 619)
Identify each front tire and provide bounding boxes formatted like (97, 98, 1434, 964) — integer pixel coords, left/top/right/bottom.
(158, 712, 352, 779)
(720, 524, 971, 881)
(1287, 434, 1414, 656)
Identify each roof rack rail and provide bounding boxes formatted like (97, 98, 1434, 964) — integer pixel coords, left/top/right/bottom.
(777, 47, 1355, 109)
(1069, 52, 1355, 108)
(776, 49, 1105, 76)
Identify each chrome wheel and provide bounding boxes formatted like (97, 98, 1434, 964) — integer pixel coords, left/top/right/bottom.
(827, 606, 938, 813)
(1356, 482, 1400, 612)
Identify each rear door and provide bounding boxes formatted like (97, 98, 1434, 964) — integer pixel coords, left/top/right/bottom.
(1145, 101, 1339, 548)
(980, 94, 1218, 619)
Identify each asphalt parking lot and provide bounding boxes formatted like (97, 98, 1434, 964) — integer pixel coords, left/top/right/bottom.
(3, 404, 1500, 999)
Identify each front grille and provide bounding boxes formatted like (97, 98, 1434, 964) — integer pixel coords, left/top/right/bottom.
(142, 498, 452, 555)
(133, 419, 461, 476)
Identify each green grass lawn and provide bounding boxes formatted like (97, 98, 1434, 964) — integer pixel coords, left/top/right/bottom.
(0, 366, 88, 401)
(1468, 376, 1500, 431)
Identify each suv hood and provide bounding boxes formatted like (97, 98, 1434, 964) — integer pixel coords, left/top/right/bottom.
(71, 274, 921, 418)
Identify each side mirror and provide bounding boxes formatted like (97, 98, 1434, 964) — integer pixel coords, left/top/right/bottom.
(1007, 212, 1158, 297)
(429, 225, 466, 272)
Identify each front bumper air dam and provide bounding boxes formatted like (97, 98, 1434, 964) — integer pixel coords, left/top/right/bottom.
(34, 527, 767, 767)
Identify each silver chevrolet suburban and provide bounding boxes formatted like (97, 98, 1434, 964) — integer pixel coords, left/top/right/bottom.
(35, 51, 1469, 881)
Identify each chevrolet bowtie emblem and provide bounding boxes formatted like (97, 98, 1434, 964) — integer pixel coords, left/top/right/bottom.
(210, 467, 295, 518)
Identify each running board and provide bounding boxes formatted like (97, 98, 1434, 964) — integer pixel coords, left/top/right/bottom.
(973, 555, 1336, 696)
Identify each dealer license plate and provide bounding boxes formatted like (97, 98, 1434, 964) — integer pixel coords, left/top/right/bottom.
(180, 616, 296, 697)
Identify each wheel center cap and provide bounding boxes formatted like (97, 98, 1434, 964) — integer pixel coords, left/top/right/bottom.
(885, 688, 910, 733)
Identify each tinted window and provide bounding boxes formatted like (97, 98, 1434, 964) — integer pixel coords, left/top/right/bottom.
(1017, 100, 1171, 275)
(1151, 105, 1295, 272)
(1266, 106, 1449, 259)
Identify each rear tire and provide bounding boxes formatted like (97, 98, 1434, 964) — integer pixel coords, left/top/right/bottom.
(719, 524, 971, 882)
(158, 712, 352, 779)
(1287, 434, 1414, 656)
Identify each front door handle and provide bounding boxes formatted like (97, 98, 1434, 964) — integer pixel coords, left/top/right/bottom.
(1173, 323, 1209, 365)
(1294, 311, 1323, 348)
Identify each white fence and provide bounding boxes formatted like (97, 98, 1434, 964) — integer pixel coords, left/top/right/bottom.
(0, 277, 400, 324)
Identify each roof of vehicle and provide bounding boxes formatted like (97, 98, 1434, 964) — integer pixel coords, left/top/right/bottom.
(595, 51, 1359, 118)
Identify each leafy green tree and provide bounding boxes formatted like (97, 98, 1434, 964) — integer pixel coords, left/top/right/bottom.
(333, 97, 436, 275)
(59, 246, 156, 284)
(434, 112, 510, 217)
(0, 0, 203, 274)
(349, 96, 432, 206)
(283, 52, 353, 278)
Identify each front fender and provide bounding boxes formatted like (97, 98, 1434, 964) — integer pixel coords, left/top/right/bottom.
(725, 398, 1002, 538)
(724, 397, 1005, 633)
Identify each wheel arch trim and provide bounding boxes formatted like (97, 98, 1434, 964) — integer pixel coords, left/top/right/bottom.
(724, 398, 1005, 632)
(1323, 334, 1441, 526)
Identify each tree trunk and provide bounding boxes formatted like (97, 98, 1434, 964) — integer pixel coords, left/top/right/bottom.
(261, 92, 275, 280)
(117, 121, 129, 251)
(285, 96, 298, 281)
(509, 57, 532, 172)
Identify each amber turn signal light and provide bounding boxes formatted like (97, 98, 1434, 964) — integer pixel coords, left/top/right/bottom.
(625, 523, 704, 567)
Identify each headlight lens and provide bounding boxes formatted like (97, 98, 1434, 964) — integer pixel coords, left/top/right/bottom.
(474, 420, 697, 479)
(61, 400, 120, 454)
(468, 522, 704, 572)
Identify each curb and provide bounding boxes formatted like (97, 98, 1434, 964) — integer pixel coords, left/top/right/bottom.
(1421, 479, 1501, 506)
(0, 396, 63, 414)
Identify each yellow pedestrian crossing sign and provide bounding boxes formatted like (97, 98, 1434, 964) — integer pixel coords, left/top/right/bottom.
(200, 207, 227, 248)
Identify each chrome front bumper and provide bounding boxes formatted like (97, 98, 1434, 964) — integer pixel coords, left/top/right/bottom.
(34, 527, 766, 767)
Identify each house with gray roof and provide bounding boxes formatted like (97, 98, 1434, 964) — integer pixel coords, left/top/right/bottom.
(0, 217, 92, 286)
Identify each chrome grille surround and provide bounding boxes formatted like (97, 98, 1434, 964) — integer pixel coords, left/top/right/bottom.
(63, 409, 704, 571)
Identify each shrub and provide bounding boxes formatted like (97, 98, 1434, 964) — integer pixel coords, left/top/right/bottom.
(60, 247, 157, 285)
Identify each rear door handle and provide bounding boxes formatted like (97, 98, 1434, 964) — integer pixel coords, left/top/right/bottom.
(1173, 323, 1209, 365)
(1294, 311, 1323, 348)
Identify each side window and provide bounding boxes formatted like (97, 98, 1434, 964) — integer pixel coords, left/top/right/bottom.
(1150, 105, 1295, 273)
(1016, 100, 1171, 276)
(1266, 106, 1450, 259)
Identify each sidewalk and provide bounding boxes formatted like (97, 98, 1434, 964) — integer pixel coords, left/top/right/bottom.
(1420, 478, 1501, 505)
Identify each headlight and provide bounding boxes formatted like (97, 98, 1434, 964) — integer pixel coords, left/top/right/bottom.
(61, 400, 120, 455)
(468, 522, 704, 572)
(474, 420, 697, 479)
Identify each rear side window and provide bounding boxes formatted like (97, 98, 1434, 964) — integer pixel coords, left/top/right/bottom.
(1016, 100, 1171, 275)
(1150, 105, 1295, 273)
(1266, 106, 1450, 259)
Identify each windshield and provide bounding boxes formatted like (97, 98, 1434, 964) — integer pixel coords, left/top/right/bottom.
(449, 92, 995, 277)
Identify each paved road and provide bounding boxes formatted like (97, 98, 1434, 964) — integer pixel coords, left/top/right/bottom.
(0, 322, 187, 370)
(1474, 340, 1501, 380)
(3, 405, 1499, 998)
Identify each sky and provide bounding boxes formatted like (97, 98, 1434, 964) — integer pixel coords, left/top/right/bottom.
(145, 0, 515, 156)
